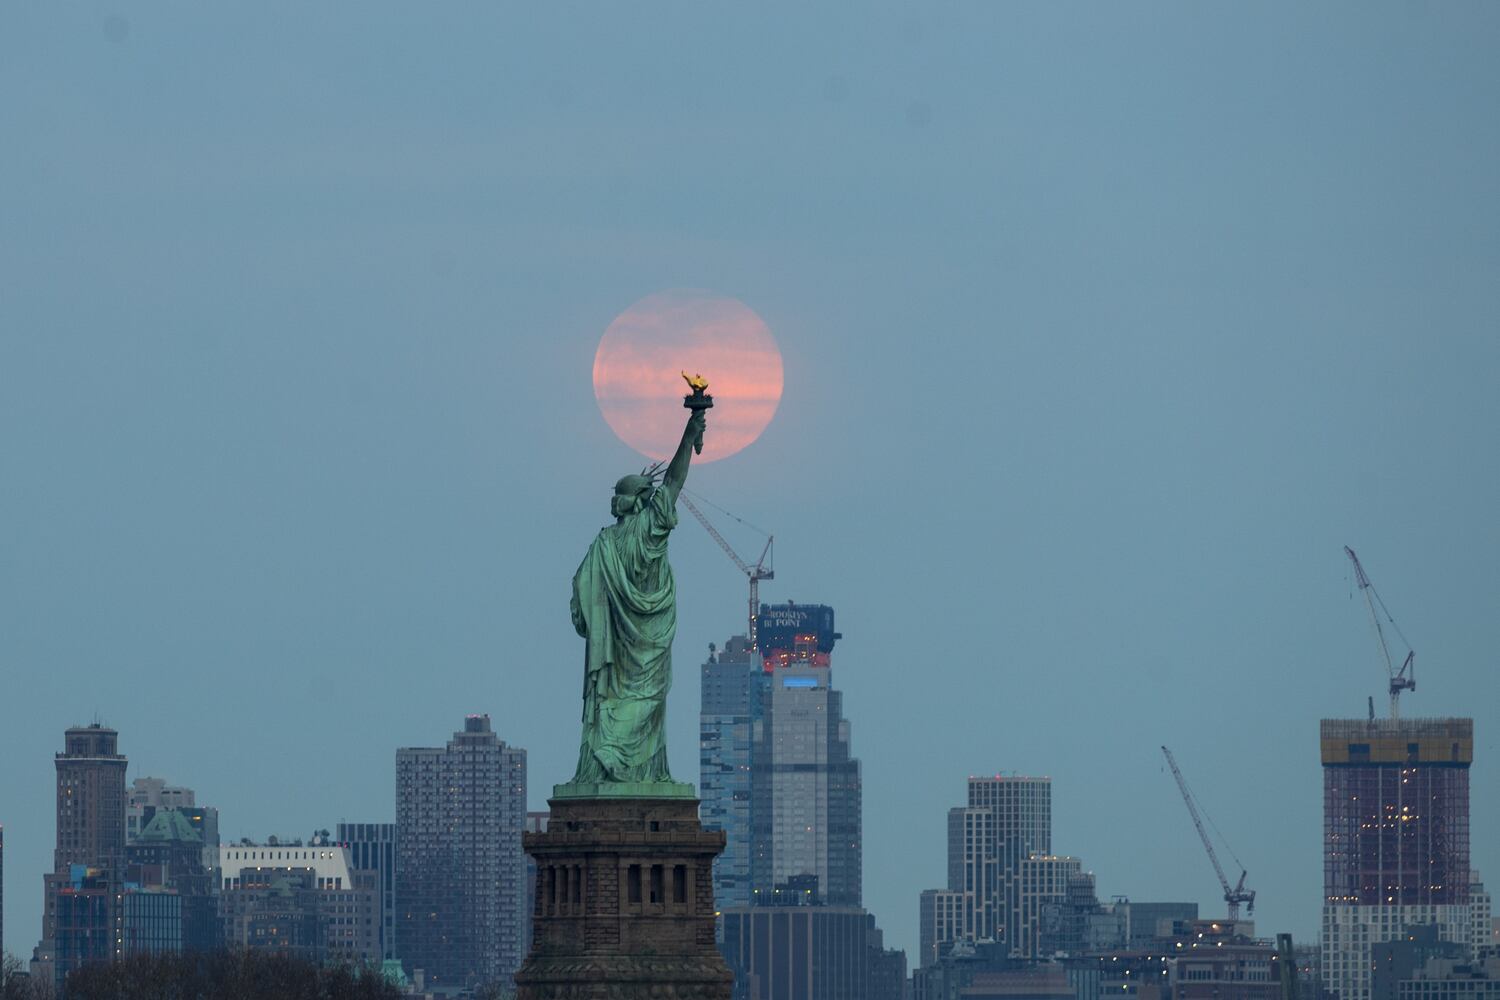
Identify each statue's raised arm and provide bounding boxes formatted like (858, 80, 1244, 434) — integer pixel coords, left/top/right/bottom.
(660, 408, 705, 506)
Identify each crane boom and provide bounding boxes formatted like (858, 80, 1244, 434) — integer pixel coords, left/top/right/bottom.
(1162, 746, 1255, 920)
(681, 494, 753, 575)
(1343, 546, 1415, 719)
(679, 493, 774, 648)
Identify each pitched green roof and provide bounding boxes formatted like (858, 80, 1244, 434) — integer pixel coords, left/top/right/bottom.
(136, 809, 203, 844)
(381, 960, 408, 987)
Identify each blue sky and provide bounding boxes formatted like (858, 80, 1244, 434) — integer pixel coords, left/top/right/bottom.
(3, 1, 1498, 962)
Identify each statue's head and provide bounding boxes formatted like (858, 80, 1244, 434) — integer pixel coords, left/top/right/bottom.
(611, 473, 655, 519)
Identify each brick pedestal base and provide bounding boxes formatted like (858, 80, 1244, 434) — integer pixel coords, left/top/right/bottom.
(515, 797, 733, 1000)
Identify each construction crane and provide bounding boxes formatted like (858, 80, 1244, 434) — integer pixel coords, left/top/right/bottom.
(1343, 546, 1415, 719)
(678, 492, 773, 649)
(1161, 746, 1256, 920)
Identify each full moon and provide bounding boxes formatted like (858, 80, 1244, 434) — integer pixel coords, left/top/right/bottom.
(593, 290, 784, 464)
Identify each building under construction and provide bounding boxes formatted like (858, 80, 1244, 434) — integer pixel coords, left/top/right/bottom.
(1321, 717, 1474, 1000)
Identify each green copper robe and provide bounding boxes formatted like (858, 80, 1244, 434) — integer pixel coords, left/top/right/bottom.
(569, 486, 678, 784)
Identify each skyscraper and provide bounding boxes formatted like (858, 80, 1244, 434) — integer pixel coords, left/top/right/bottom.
(396, 715, 527, 991)
(748, 636, 860, 906)
(700, 634, 764, 910)
(39, 723, 129, 991)
(968, 775, 1051, 956)
(715, 603, 906, 996)
(1321, 717, 1474, 1000)
(338, 822, 398, 962)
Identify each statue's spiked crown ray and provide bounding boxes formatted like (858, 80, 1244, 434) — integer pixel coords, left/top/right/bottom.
(614, 461, 664, 499)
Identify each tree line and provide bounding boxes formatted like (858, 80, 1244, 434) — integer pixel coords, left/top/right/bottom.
(5, 951, 403, 1000)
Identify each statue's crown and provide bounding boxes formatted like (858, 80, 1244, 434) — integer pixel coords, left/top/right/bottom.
(614, 462, 664, 496)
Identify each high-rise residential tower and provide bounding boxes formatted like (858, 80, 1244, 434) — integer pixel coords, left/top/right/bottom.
(917, 777, 1053, 965)
(699, 634, 764, 910)
(396, 715, 527, 992)
(968, 775, 1051, 956)
(748, 614, 860, 907)
(1321, 717, 1473, 1000)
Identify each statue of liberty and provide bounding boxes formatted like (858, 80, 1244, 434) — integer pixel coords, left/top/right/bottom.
(560, 376, 711, 797)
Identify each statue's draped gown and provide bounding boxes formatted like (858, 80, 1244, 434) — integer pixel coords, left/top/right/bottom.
(569, 486, 678, 784)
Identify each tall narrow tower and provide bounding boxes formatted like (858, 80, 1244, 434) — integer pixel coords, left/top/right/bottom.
(947, 805, 998, 943)
(699, 635, 764, 910)
(338, 823, 398, 962)
(54, 725, 128, 877)
(1320, 717, 1473, 1000)
(39, 723, 128, 992)
(748, 603, 859, 907)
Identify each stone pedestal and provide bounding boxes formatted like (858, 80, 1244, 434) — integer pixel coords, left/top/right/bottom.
(516, 796, 733, 1000)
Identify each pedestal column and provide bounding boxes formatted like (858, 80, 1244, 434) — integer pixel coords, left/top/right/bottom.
(516, 796, 733, 1000)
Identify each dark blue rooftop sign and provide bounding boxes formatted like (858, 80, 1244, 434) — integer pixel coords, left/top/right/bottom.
(756, 602, 841, 656)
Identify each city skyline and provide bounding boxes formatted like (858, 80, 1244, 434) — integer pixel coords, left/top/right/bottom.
(4, 1, 1500, 971)
(4, 677, 1492, 967)
(1, 697, 1494, 985)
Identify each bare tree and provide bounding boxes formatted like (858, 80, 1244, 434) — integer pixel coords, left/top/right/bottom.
(470, 983, 516, 1000)
(65, 951, 399, 1000)
(1, 954, 54, 1000)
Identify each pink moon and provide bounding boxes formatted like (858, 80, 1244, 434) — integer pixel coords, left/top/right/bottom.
(593, 290, 784, 464)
